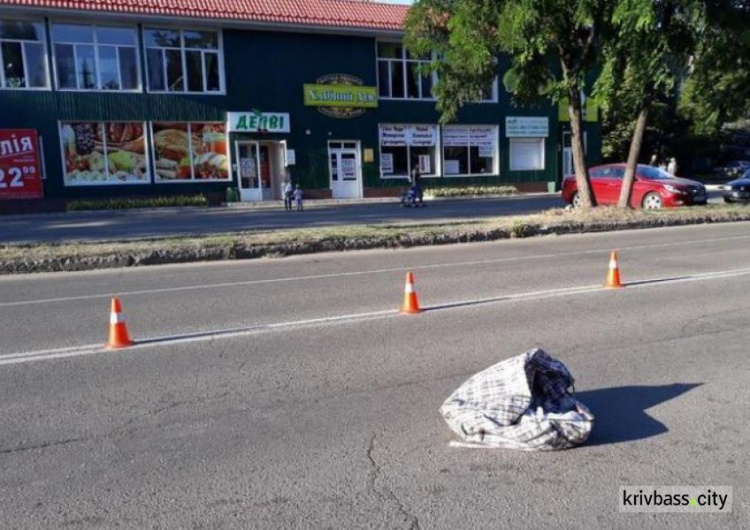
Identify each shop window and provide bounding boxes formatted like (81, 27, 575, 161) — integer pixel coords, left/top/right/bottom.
(60, 121, 149, 185)
(0, 19, 49, 89)
(442, 126, 499, 176)
(379, 124, 438, 178)
(510, 138, 545, 171)
(151, 122, 228, 181)
(145, 28, 223, 93)
(377, 42, 434, 100)
(51, 23, 139, 91)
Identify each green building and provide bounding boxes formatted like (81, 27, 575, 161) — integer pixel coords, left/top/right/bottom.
(0, 0, 601, 213)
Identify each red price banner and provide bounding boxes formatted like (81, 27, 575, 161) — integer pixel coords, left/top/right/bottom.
(0, 129, 43, 200)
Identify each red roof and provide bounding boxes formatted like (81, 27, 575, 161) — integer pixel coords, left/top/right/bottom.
(0, 0, 409, 31)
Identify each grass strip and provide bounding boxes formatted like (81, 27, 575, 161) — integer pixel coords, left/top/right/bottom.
(2, 204, 750, 274)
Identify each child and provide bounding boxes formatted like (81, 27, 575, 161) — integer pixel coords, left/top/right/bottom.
(294, 184, 303, 212)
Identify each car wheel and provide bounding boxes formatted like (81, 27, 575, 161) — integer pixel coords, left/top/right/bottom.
(642, 192, 663, 210)
(571, 192, 582, 209)
(724, 197, 733, 204)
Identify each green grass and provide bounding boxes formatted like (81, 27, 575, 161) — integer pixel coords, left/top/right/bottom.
(66, 195, 209, 211)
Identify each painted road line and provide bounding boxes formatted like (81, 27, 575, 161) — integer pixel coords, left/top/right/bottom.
(6, 266, 750, 367)
(4, 232, 750, 309)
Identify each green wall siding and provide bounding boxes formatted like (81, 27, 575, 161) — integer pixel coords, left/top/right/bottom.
(0, 20, 602, 201)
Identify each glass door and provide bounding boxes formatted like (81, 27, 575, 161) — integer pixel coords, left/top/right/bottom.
(328, 141, 361, 199)
(235, 141, 261, 201)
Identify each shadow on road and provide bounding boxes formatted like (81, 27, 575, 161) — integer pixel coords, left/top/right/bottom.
(578, 383, 702, 446)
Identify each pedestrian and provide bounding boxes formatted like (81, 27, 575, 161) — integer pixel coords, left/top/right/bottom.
(649, 152, 658, 166)
(658, 160, 667, 172)
(410, 163, 424, 206)
(294, 184, 303, 212)
(667, 157, 678, 176)
(284, 180, 294, 211)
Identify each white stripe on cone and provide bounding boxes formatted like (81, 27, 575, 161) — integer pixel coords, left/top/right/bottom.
(110, 312, 124, 325)
(609, 260, 618, 269)
(404, 283, 415, 294)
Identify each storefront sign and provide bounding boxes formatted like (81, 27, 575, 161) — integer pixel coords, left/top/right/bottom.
(228, 112, 290, 133)
(0, 129, 43, 199)
(363, 148, 374, 163)
(506, 117, 549, 138)
(419, 154, 431, 174)
(304, 84, 377, 108)
(307, 74, 374, 119)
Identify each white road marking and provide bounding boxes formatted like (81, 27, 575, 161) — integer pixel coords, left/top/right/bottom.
(3, 232, 750, 309)
(5, 266, 750, 367)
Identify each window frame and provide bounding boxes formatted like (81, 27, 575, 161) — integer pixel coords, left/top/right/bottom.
(509, 137, 546, 172)
(376, 40, 436, 101)
(50, 21, 141, 92)
(441, 125, 500, 177)
(378, 123, 440, 180)
(143, 27, 225, 95)
(0, 18, 50, 91)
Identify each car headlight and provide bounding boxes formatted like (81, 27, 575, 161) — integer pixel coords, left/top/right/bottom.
(664, 185, 685, 194)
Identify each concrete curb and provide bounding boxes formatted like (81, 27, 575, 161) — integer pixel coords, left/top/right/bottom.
(3, 212, 750, 275)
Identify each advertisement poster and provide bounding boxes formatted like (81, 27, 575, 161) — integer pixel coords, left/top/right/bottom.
(381, 153, 394, 174)
(152, 122, 228, 181)
(419, 155, 431, 174)
(341, 157, 357, 179)
(0, 129, 43, 199)
(60, 122, 148, 185)
(444, 160, 460, 175)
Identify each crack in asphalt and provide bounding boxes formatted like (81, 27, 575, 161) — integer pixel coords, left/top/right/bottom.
(366, 435, 420, 530)
(0, 436, 84, 455)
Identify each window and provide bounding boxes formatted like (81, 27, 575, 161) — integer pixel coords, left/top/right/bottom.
(151, 122, 228, 181)
(0, 19, 48, 89)
(442, 126, 499, 176)
(379, 124, 438, 178)
(60, 121, 149, 185)
(377, 42, 434, 100)
(51, 23, 139, 91)
(510, 138, 545, 171)
(145, 29, 222, 93)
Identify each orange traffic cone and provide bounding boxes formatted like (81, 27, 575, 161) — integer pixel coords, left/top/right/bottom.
(604, 250, 623, 289)
(107, 297, 134, 348)
(400, 271, 423, 314)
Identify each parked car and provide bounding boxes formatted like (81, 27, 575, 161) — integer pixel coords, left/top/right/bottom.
(720, 160, 750, 179)
(722, 169, 750, 203)
(561, 164, 708, 209)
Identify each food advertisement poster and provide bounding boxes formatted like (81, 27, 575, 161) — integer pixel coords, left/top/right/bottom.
(152, 122, 228, 181)
(60, 122, 149, 185)
(0, 129, 43, 199)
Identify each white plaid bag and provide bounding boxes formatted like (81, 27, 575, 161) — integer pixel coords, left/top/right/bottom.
(440, 349, 594, 450)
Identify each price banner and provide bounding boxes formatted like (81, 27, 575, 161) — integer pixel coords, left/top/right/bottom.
(0, 129, 43, 200)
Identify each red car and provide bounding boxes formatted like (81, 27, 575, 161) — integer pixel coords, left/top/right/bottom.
(561, 164, 708, 209)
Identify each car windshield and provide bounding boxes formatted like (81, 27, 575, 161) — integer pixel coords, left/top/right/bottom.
(638, 165, 673, 180)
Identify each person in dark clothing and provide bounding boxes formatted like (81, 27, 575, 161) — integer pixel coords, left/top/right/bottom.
(410, 164, 424, 206)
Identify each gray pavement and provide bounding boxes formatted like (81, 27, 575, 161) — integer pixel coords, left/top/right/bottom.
(1, 222, 749, 528)
(0, 194, 565, 244)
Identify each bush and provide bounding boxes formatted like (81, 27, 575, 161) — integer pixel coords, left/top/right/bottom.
(426, 186, 518, 197)
(67, 195, 209, 212)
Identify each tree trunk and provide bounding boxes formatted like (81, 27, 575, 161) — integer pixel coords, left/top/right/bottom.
(567, 83, 596, 208)
(618, 103, 650, 208)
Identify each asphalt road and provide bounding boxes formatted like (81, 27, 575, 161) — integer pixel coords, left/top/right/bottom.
(1, 222, 749, 528)
(0, 195, 566, 244)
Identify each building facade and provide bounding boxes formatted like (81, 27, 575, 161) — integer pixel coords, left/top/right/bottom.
(0, 0, 601, 213)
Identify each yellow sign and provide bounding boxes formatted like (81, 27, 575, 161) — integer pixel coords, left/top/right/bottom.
(304, 84, 378, 108)
(558, 98, 598, 122)
(363, 148, 374, 163)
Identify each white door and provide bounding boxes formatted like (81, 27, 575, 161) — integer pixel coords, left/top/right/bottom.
(329, 142, 361, 199)
(562, 131, 587, 179)
(235, 141, 261, 201)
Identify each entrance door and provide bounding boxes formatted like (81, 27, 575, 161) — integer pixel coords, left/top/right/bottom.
(562, 131, 587, 180)
(236, 141, 261, 201)
(328, 141, 361, 199)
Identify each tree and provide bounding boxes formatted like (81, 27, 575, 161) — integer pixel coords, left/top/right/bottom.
(405, 0, 614, 209)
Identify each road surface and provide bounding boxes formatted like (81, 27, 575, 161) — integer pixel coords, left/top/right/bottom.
(0, 221, 748, 528)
